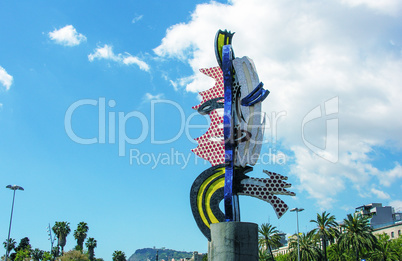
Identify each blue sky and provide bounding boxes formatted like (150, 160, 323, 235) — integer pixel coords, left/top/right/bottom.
(1, 0, 402, 260)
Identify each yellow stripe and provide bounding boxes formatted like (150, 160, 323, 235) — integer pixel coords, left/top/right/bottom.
(197, 167, 224, 228)
(205, 177, 225, 225)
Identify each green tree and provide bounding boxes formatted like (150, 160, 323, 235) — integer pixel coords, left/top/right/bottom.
(274, 253, 289, 261)
(112, 251, 126, 261)
(327, 243, 349, 261)
(12, 237, 32, 261)
(258, 223, 281, 260)
(42, 251, 54, 261)
(3, 238, 17, 257)
(59, 250, 89, 261)
(52, 221, 71, 255)
(258, 248, 272, 261)
(74, 222, 89, 252)
(288, 230, 322, 261)
(15, 238, 31, 253)
(338, 214, 377, 261)
(85, 238, 97, 261)
(369, 233, 399, 261)
(14, 249, 30, 261)
(390, 235, 402, 260)
(32, 248, 44, 261)
(9, 252, 17, 261)
(310, 211, 338, 261)
(51, 246, 60, 259)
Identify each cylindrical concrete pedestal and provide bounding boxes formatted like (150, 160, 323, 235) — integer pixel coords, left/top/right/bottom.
(208, 222, 258, 261)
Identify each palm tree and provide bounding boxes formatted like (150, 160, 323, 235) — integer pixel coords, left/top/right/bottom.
(85, 238, 97, 261)
(338, 214, 377, 261)
(310, 211, 338, 260)
(52, 221, 71, 255)
(258, 223, 281, 260)
(112, 250, 126, 261)
(288, 230, 323, 261)
(369, 233, 399, 261)
(3, 238, 16, 256)
(74, 222, 89, 251)
(327, 243, 348, 261)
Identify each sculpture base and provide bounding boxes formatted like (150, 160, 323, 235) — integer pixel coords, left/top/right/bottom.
(208, 222, 258, 261)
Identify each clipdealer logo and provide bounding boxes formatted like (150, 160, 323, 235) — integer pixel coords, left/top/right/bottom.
(64, 97, 338, 166)
(301, 96, 339, 163)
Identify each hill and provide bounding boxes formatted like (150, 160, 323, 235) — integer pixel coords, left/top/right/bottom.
(128, 248, 200, 261)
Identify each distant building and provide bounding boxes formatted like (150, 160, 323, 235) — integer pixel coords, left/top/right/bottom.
(178, 251, 204, 261)
(355, 203, 395, 229)
(373, 222, 402, 239)
(278, 232, 287, 246)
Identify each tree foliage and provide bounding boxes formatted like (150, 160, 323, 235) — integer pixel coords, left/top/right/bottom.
(338, 214, 377, 261)
(369, 233, 399, 261)
(74, 222, 89, 252)
(327, 242, 350, 261)
(31, 248, 44, 261)
(15, 238, 31, 253)
(42, 251, 54, 261)
(85, 238, 97, 261)
(52, 221, 71, 255)
(14, 249, 30, 261)
(258, 223, 281, 260)
(310, 211, 338, 261)
(3, 238, 17, 256)
(288, 230, 323, 261)
(59, 250, 89, 261)
(112, 251, 126, 261)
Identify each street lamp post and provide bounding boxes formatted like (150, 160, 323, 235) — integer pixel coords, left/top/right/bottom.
(290, 207, 304, 261)
(5, 185, 24, 261)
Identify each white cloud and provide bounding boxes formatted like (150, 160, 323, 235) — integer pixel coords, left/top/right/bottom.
(122, 56, 150, 71)
(169, 80, 178, 91)
(142, 93, 165, 103)
(378, 163, 402, 187)
(48, 25, 87, 46)
(169, 76, 196, 92)
(88, 44, 118, 62)
(154, 0, 402, 208)
(0, 66, 13, 91)
(390, 200, 402, 212)
(340, 0, 402, 16)
(370, 188, 390, 199)
(132, 14, 143, 24)
(88, 44, 150, 71)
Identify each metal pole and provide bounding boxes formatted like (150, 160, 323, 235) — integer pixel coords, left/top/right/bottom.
(5, 190, 16, 261)
(296, 210, 300, 261)
(290, 207, 304, 261)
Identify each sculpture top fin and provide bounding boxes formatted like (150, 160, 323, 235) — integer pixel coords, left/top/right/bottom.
(214, 30, 235, 69)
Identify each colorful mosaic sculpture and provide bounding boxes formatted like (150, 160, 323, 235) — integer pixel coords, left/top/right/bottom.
(190, 30, 295, 240)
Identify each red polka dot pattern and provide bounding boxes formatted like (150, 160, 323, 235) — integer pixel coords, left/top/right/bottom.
(192, 110, 225, 166)
(192, 67, 224, 110)
(191, 66, 225, 166)
(239, 170, 296, 218)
